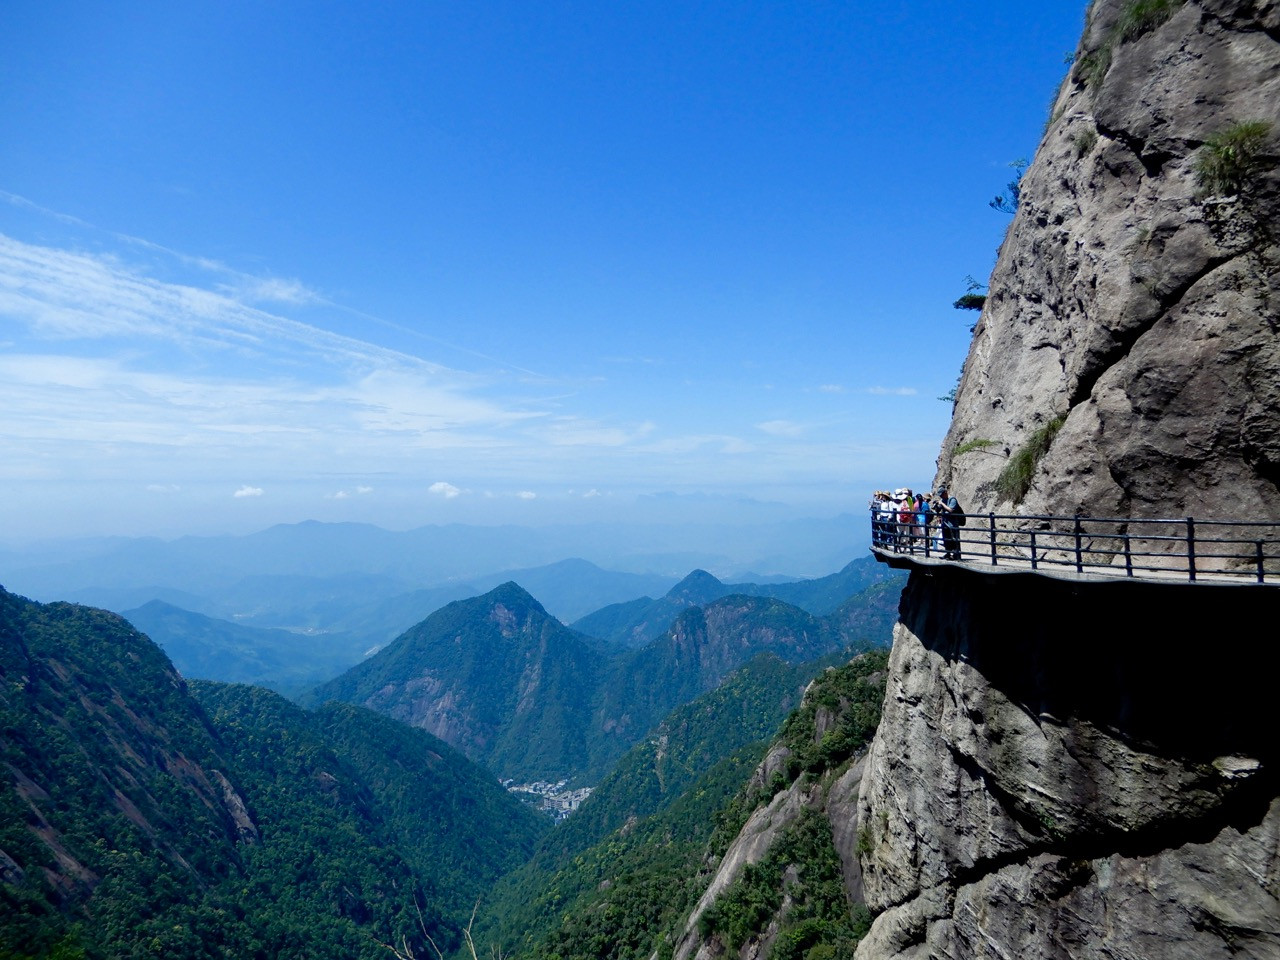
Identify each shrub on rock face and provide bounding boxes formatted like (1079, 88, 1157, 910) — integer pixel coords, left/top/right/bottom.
(1194, 120, 1273, 198)
(995, 417, 1064, 506)
(1077, 0, 1185, 89)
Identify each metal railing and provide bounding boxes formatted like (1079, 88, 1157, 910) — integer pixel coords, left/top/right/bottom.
(870, 508, 1280, 585)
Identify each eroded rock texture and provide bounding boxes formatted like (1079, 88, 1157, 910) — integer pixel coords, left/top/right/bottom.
(938, 0, 1280, 525)
(853, 566, 1280, 959)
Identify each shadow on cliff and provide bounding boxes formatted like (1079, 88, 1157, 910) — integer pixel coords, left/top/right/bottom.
(896, 566, 1278, 855)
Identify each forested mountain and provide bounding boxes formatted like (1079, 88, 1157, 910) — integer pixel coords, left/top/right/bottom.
(307, 582, 607, 782)
(573, 557, 898, 648)
(474, 650, 892, 960)
(0, 585, 546, 960)
(309, 575, 902, 784)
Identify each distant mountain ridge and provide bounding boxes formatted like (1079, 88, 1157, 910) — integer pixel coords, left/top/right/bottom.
(2, 516, 865, 605)
(572, 557, 897, 648)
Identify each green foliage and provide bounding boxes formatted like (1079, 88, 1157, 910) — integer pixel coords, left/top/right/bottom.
(1194, 120, 1273, 198)
(1073, 127, 1099, 159)
(478, 647, 895, 960)
(0, 587, 546, 960)
(939, 374, 962, 405)
(1079, 0, 1183, 88)
(476, 650, 837, 959)
(952, 292, 987, 310)
(1115, 0, 1183, 43)
(700, 810, 865, 959)
(953, 274, 987, 314)
(953, 438, 997, 457)
(548, 654, 819, 857)
(989, 159, 1028, 215)
(311, 580, 890, 786)
(480, 744, 768, 960)
(995, 417, 1065, 504)
(774, 651, 889, 785)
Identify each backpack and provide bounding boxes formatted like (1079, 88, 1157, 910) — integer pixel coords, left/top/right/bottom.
(952, 499, 967, 526)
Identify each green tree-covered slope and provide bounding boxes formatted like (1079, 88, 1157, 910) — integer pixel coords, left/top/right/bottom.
(0, 585, 546, 960)
(475, 650, 892, 960)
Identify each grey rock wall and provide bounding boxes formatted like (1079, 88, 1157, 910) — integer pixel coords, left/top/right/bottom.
(938, 0, 1280, 527)
(852, 564, 1280, 959)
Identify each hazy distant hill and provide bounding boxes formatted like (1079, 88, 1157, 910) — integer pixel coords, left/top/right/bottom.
(121, 599, 368, 693)
(0, 584, 546, 960)
(1, 516, 864, 610)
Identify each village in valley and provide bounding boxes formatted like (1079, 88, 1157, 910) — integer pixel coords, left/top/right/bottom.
(503, 780, 594, 822)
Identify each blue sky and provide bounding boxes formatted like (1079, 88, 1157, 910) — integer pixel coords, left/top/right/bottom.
(0, 2, 1088, 541)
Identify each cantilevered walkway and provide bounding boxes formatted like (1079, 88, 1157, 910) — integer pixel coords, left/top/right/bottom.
(870, 510, 1280, 586)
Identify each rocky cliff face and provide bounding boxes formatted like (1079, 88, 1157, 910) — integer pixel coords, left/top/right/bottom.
(854, 569, 1278, 959)
(939, 0, 1280, 526)
(852, 2, 1280, 957)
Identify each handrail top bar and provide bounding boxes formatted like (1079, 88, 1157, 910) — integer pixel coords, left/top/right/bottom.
(867, 505, 1280, 529)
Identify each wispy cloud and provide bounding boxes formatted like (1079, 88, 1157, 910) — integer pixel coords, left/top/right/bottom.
(535, 417, 656, 447)
(0, 234, 433, 372)
(223, 276, 322, 306)
(756, 419, 806, 437)
(234, 485, 264, 498)
(866, 386, 918, 396)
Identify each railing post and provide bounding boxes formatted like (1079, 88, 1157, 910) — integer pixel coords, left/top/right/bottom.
(1123, 533, 1132, 577)
(1030, 530, 1038, 570)
(989, 512, 997, 566)
(1186, 517, 1196, 582)
(1074, 514, 1084, 574)
(1256, 540, 1265, 584)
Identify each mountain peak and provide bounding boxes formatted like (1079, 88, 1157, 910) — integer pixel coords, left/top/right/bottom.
(482, 580, 548, 615)
(666, 569, 725, 603)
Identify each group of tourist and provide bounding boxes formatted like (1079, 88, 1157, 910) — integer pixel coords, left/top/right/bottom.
(870, 486, 963, 560)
